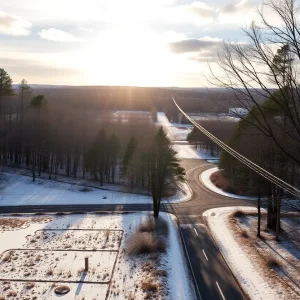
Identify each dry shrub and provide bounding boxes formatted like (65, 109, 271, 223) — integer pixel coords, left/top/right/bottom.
(240, 229, 249, 238)
(0, 295, 5, 300)
(46, 268, 54, 276)
(141, 281, 158, 292)
(31, 216, 52, 223)
(7, 291, 17, 297)
(126, 232, 166, 255)
(138, 217, 168, 237)
(25, 282, 35, 289)
(266, 257, 280, 269)
(210, 170, 234, 192)
(0, 218, 27, 229)
(232, 210, 245, 218)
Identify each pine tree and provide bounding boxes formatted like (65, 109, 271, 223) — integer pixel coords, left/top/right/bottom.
(121, 136, 137, 179)
(148, 127, 185, 218)
(0, 68, 13, 116)
(108, 133, 120, 183)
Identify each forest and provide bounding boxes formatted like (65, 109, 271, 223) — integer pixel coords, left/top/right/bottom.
(0, 72, 187, 217)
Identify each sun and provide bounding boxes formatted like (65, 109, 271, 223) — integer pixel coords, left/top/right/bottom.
(82, 26, 175, 86)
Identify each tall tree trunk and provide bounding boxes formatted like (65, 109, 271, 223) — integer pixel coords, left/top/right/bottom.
(257, 189, 261, 237)
(32, 149, 36, 182)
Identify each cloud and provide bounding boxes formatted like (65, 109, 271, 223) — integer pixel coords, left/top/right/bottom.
(218, 0, 257, 23)
(186, 2, 215, 19)
(169, 36, 223, 53)
(38, 28, 81, 42)
(0, 11, 31, 36)
(167, 2, 215, 26)
(220, 0, 255, 15)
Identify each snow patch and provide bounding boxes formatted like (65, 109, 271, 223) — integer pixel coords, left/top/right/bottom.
(200, 167, 255, 200)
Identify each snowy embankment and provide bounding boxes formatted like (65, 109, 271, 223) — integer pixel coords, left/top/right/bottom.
(0, 212, 195, 300)
(157, 112, 193, 141)
(0, 172, 191, 206)
(157, 112, 219, 160)
(204, 207, 300, 300)
(200, 167, 255, 200)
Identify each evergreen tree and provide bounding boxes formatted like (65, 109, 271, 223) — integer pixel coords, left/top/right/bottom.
(108, 133, 120, 183)
(121, 136, 137, 179)
(148, 127, 185, 218)
(96, 129, 107, 186)
(0, 68, 13, 116)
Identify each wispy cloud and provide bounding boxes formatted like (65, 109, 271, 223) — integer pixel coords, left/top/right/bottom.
(218, 0, 257, 24)
(38, 28, 82, 42)
(169, 37, 223, 53)
(0, 11, 31, 36)
(167, 2, 215, 26)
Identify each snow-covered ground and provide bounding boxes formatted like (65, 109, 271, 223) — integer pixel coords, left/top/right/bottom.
(157, 112, 219, 161)
(0, 212, 195, 300)
(157, 112, 193, 141)
(173, 143, 218, 160)
(200, 167, 255, 200)
(190, 114, 240, 122)
(0, 172, 191, 206)
(203, 207, 300, 300)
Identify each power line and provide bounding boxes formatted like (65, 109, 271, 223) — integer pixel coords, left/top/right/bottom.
(173, 97, 300, 199)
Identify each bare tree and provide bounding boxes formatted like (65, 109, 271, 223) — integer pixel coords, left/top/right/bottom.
(209, 0, 300, 167)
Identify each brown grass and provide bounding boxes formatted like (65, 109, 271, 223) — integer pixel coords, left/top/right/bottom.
(240, 229, 249, 238)
(7, 291, 17, 297)
(266, 257, 280, 269)
(232, 210, 245, 218)
(138, 217, 168, 237)
(0, 218, 27, 228)
(46, 268, 54, 276)
(126, 232, 166, 255)
(141, 281, 158, 292)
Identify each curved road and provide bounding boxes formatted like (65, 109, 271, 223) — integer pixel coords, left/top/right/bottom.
(0, 159, 255, 300)
(164, 159, 254, 300)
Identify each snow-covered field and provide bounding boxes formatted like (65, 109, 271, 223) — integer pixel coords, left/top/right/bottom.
(0, 212, 195, 300)
(204, 207, 300, 300)
(200, 167, 255, 200)
(0, 172, 191, 206)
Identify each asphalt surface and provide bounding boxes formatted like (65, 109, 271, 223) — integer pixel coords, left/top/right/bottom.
(0, 159, 255, 300)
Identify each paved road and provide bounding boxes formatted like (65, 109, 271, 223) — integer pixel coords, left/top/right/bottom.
(0, 159, 254, 300)
(163, 159, 253, 300)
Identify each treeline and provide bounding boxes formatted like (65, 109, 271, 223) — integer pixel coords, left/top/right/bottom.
(187, 119, 237, 156)
(0, 71, 184, 201)
(0, 74, 162, 191)
(219, 89, 300, 239)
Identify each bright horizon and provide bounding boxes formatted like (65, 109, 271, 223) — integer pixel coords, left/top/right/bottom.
(1, 0, 264, 87)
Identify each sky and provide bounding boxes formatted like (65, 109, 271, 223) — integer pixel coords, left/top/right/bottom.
(0, 0, 264, 87)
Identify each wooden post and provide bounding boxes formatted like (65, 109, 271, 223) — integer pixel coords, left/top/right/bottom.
(85, 257, 88, 272)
